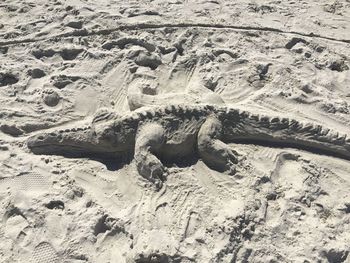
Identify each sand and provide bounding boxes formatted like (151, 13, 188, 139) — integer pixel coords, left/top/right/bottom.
(0, 0, 350, 262)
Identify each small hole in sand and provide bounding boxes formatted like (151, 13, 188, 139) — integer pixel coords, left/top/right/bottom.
(0, 73, 18, 87)
(45, 200, 64, 210)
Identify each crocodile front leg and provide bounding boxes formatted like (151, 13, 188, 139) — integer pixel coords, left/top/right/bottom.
(134, 123, 166, 188)
(198, 116, 238, 174)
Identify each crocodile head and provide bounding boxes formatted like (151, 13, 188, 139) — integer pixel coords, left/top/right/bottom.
(27, 127, 99, 157)
(27, 119, 135, 158)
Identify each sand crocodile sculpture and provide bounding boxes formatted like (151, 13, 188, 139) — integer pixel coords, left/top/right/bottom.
(27, 104, 350, 188)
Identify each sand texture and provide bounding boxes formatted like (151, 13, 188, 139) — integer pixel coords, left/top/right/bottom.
(0, 0, 350, 262)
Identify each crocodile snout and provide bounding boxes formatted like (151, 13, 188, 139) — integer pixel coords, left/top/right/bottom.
(27, 132, 64, 153)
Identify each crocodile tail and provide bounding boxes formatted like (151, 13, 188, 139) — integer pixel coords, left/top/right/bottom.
(221, 109, 350, 160)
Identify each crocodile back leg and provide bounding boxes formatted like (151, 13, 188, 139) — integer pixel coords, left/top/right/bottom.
(197, 116, 238, 174)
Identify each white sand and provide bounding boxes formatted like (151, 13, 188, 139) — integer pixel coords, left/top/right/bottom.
(0, 0, 349, 262)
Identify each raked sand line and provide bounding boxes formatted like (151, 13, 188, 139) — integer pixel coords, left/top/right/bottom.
(1, 22, 349, 48)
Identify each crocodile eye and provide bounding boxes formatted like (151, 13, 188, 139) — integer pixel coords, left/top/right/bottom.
(101, 128, 114, 138)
